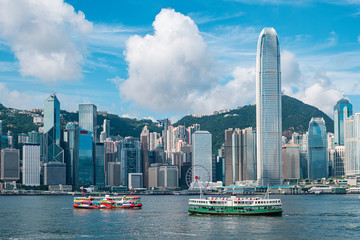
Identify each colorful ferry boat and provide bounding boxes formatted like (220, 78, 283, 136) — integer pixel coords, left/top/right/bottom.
(188, 195, 282, 215)
(73, 195, 142, 209)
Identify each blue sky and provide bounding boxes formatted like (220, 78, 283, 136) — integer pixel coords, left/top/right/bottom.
(0, 0, 359, 122)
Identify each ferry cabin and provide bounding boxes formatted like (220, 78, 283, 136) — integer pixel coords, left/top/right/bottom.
(188, 197, 282, 215)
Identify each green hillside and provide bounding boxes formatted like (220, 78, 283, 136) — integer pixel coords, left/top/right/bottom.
(175, 95, 334, 153)
(0, 95, 334, 153)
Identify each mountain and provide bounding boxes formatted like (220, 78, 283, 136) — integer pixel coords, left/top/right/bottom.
(0, 95, 333, 153)
(175, 95, 334, 153)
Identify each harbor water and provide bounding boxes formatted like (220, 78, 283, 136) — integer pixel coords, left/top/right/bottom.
(0, 194, 360, 239)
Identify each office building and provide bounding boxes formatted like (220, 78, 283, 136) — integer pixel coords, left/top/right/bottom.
(331, 146, 345, 177)
(308, 117, 328, 179)
(108, 162, 121, 186)
(95, 142, 105, 186)
(44, 162, 66, 185)
(159, 165, 178, 189)
(140, 126, 150, 188)
(63, 123, 79, 186)
(1, 148, 20, 182)
(128, 173, 143, 189)
(22, 144, 40, 186)
(282, 144, 300, 180)
(43, 94, 63, 163)
(344, 113, 360, 177)
(334, 96, 353, 146)
(192, 131, 212, 183)
(119, 137, 141, 186)
(78, 129, 94, 186)
(79, 104, 97, 141)
(256, 27, 282, 186)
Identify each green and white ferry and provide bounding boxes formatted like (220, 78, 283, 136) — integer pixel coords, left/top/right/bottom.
(188, 195, 282, 215)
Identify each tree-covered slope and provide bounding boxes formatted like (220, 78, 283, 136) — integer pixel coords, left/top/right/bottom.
(175, 95, 334, 153)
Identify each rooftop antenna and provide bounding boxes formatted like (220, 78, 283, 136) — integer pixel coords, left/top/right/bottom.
(341, 84, 344, 99)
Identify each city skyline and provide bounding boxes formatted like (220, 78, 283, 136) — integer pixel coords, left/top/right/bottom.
(0, 0, 359, 122)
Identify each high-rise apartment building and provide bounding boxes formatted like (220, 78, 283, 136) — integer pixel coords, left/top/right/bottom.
(308, 117, 328, 179)
(344, 113, 360, 177)
(22, 144, 40, 186)
(334, 97, 352, 146)
(256, 27, 282, 186)
(192, 131, 212, 183)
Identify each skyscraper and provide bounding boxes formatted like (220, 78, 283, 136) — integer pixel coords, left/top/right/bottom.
(119, 137, 141, 187)
(78, 129, 94, 186)
(43, 94, 63, 163)
(192, 131, 212, 183)
(344, 113, 360, 177)
(22, 143, 40, 186)
(308, 117, 328, 179)
(1, 148, 20, 182)
(334, 96, 353, 146)
(256, 27, 282, 186)
(79, 104, 97, 141)
(63, 123, 79, 186)
(140, 126, 150, 188)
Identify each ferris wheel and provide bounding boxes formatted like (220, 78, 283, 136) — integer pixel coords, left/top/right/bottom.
(185, 164, 210, 191)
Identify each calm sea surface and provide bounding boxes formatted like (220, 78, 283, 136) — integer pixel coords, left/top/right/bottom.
(0, 194, 360, 239)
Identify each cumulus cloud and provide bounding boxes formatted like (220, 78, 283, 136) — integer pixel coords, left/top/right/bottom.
(119, 9, 216, 112)
(294, 83, 341, 116)
(281, 50, 301, 87)
(0, 83, 33, 109)
(117, 8, 258, 115)
(281, 49, 341, 116)
(0, 0, 92, 82)
(188, 66, 256, 113)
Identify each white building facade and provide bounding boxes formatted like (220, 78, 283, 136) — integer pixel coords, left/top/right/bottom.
(22, 144, 40, 186)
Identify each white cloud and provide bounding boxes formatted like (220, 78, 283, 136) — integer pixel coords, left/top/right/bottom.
(0, 0, 92, 82)
(119, 8, 216, 112)
(0, 83, 33, 109)
(121, 114, 137, 119)
(188, 66, 256, 113)
(281, 50, 301, 87)
(143, 116, 157, 122)
(294, 83, 341, 116)
(280, 49, 342, 116)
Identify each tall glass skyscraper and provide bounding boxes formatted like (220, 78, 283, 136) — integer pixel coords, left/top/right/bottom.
(44, 94, 63, 163)
(63, 123, 79, 186)
(192, 131, 212, 183)
(256, 27, 282, 186)
(44, 94, 60, 144)
(308, 117, 328, 179)
(334, 97, 352, 146)
(79, 104, 97, 141)
(78, 129, 94, 186)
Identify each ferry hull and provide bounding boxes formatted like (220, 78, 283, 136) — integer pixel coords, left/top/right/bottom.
(188, 209, 282, 216)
